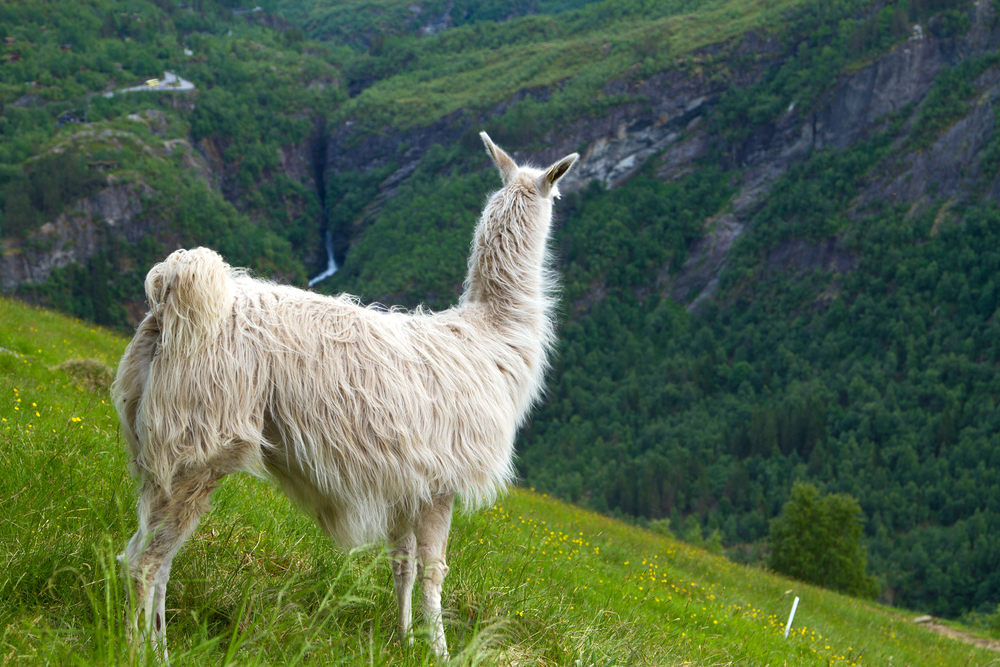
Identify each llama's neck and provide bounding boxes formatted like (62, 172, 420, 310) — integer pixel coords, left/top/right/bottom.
(460, 187, 555, 346)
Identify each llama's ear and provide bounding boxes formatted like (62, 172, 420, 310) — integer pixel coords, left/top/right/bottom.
(538, 153, 579, 198)
(480, 131, 517, 183)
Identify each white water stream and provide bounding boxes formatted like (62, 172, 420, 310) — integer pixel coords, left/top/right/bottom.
(308, 231, 338, 286)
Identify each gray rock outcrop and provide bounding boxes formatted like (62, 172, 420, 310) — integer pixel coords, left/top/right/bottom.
(1, 182, 154, 292)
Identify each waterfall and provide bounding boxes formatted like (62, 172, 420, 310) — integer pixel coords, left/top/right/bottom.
(308, 230, 338, 287)
(307, 118, 338, 289)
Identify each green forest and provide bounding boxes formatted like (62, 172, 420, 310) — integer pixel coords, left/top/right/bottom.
(2, 0, 1000, 625)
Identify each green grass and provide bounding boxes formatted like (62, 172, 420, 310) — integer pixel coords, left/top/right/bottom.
(0, 295, 995, 665)
(339, 0, 808, 132)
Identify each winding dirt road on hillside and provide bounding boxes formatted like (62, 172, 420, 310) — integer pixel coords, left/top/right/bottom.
(915, 618, 1000, 652)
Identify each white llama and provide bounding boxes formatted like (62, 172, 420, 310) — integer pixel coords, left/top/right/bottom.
(112, 132, 578, 658)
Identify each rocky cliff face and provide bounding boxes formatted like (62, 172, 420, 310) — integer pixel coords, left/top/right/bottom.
(859, 64, 1000, 211)
(582, 4, 998, 311)
(0, 111, 328, 302)
(0, 181, 155, 292)
(323, 3, 999, 311)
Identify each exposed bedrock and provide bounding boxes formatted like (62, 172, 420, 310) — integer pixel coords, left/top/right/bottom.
(323, 8, 999, 310)
(0, 182, 155, 292)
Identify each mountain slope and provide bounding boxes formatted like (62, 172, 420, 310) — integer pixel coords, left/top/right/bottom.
(0, 0, 344, 321)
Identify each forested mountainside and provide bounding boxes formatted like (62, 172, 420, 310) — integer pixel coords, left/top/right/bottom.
(3, 0, 1000, 620)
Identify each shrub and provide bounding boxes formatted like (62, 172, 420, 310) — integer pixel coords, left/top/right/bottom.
(768, 482, 879, 598)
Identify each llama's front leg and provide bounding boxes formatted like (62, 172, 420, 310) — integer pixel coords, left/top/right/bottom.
(417, 494, 454, 659)
(390, 529, 417, 644)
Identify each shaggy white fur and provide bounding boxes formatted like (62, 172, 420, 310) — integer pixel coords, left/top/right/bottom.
(113, 133, 578, 658)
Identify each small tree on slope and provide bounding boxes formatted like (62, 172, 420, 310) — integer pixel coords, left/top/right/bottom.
(768, 482, 879, 599)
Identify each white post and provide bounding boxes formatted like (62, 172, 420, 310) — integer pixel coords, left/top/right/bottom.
(784, 596, 800, 638)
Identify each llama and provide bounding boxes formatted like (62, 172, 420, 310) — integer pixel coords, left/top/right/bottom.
(112, 132, 578, 658)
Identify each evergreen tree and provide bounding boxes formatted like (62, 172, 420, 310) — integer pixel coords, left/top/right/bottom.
(705, 528, 724, 555)
(768, 482, 879, 599)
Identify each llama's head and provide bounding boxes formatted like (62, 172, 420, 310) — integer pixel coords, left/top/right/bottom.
(463, 133, 578, 317)
(480, 132, 578, 201)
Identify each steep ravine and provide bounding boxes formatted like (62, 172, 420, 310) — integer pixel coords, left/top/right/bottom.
(307, 116, 340, 287)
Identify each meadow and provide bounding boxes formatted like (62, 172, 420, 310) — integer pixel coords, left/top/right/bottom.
(0, 296, 995, 666)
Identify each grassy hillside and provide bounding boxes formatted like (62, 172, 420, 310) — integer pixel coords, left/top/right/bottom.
(257, 0, 606, 46)
(0, 296, 996, 665)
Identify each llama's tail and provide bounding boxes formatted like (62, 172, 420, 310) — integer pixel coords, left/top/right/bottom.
(144, 247, 234, 356)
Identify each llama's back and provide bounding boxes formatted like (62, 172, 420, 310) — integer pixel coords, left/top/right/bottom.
(234, 280, 529, 543)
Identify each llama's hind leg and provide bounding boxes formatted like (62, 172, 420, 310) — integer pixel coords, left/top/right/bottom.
(389, 527, 417, 644)
(417, 494, 454, 659)
(120, 468, 220, 658)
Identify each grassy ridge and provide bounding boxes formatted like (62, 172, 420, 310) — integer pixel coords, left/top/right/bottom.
(338, 0, 807, 132)
(259, 0, 603, 46)
(0, 296, 994, 665)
